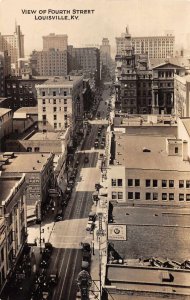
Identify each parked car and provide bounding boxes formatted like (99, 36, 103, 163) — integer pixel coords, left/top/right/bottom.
(86, 221, 95, 233)
(48, 272, 58, 286)
(54, 210, 63, 222)
(84, 156, 89, 163)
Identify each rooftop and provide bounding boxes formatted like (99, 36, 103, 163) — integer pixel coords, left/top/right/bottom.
(28, 131, 64, 141)
(106, 265, 190, 296)
(114, 133, 190, 171)
(13, 107, 38, 119)
(108, 205, 190, 261)
(149, 57, 189, 69)
(111, 205, 190, 226)
(36, 76, 83, 87)
(0, 108, 12, 117)
(1, 152, 52, 173)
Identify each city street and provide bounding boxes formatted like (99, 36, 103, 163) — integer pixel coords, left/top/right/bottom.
(48, 87, 110, 300)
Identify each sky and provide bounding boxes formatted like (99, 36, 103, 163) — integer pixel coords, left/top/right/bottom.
(0, 0, 190, 57)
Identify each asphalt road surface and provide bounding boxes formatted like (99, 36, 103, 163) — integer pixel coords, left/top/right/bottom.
(48, 87, 111, 300)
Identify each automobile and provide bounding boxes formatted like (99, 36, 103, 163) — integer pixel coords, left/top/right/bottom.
(81, 242, 91, 253)
(40, 259, 49, 269)
(54, 211, 63, 222)
(94, 141, 99, 148)
(98, 131, 101, 137)
(84, 156, 89, 163)
(65, 186, 72, 195)
(48, 272, 58, 286)
(101, 136, 106, 142)
(44, 243, 53, 254)
(86, 221, 95, 233)
(88, 212, 96, 222)
(98, 153, 104, 160)
(100, 142, 105, 149)
(68, 179, 74, 187)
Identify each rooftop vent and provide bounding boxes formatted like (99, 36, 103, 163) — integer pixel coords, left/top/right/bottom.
(143, 147, 151, 152)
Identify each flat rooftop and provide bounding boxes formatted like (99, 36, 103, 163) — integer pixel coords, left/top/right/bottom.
(111, 205, 190, 227)
(0, 108, 12, 117)
(13, 106, 38, 117)
(0, 177, 21, 205)
(109, 205, 190, 261)
(37, 75, 83, 87)
(1, 153, 52, 173)
(107, 265, 190, 296)
(114, 133, 190, 171)
(28, 131, 64, 141)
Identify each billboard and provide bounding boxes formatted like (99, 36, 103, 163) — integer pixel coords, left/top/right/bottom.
(108, 224, 127, 241)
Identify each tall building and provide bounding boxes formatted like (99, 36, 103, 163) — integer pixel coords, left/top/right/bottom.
(100, 38, 111, 66)
(0, 172, 26, 293)
(67, 46, 100, 87)
(0, 24, 24, 65)
(0, 51, 11, 97)
(36, 75, 84, 133)
(116, 28, 175, 58)
(43, 33, 68, 51)
(30, 49, 67, 77)
(5, 75, 48, 110)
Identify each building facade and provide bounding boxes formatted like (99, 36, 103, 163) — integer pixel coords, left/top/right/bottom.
(36, 76, 84, 133)
(174, 74, 190, 118)
(30, 49, 67, 77)
(0, 25, 24, 72)
(67, 46, 100, 87)
(1, 152, 54, 222)
(0, 173, 26, 293)
(42, 33, 68, 51)
(116, 29, 175, 58)
(100, 38, 111, 67)
(0, 108, 13, 150)
(5, 75, 48, 110)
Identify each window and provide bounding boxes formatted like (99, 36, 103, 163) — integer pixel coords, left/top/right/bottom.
(179, 194, 184, 201)
(186, 181, 190, 188)
(128, 179, 133, 187)
(162, 193, 167, 201)
(153, 193, 158, 200)
(179, 180, 184, 188)
(42, 107, 46, 112)
(169, 193, 174, 201)
(111, 179, 117, 187)
(162, 180, 167, 188)
(118, 192, 123, 199)
(175, 147, 178, 154)
(169, 180, 174, 188)
(135, 192, 140, 200)
(53, 99, 56, 105)
(42, 99, 45, 105)
(54, 115, 57, 120)
(118, 179, 123, 186)
(146, 179, 151, 187)
(27, 147, 32, 152)
(135, 179, 140, 186)
(54, 123, 57, 129)
(128, 192, 133, 200)
(112, 192, 117, 200)
(64, 99, 67, 104)
(153, 180, 158, 187)
(34, 147, 40, 152)
(64, 91, 67, 96)
(53, 91, 56, 96)
(42, 91, 45, 96)
(53, 107, 57, 112)
(42, 115, 46, 120)
(186, 194, 190, 201)
(146, 192, 151, 200)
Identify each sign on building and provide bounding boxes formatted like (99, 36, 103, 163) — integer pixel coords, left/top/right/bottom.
(108, 224, 127, 241)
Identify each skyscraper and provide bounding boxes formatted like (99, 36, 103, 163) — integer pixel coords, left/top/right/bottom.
(42, 33, 68, 51)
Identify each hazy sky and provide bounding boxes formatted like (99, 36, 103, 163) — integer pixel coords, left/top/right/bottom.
(0, 0, 190, 56)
